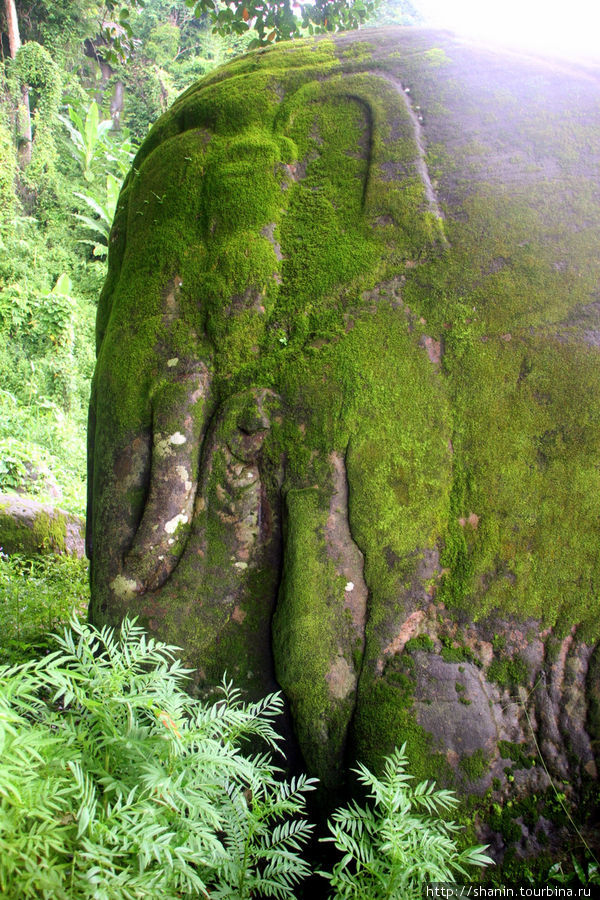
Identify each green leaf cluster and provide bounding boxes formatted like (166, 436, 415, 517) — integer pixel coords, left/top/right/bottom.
(0, 95, 133, 507)
(0, 617, 494, 896)
(0, 616, 317, 898)
(321, 744, 493, 898)
(0, 552, 89, 666)
(187, 0, 380, 47)
(58, 102, 116, 183)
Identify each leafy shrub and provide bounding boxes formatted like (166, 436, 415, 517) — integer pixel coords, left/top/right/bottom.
(0, 390, 88, 514)
(0, 437, 53, 495)
(0, 553, 89, 664)
(0, 261, 83, 417)
(549, 854, 600, 887)
(74, 174, 122, 258)
(58, 101, 133, 183)
(0, 434, 71, 499)
(0, 616, 495, 897)
(0, 267, 69, 348)
(0, 617, 316, 898)
(320, 745, 493, 898)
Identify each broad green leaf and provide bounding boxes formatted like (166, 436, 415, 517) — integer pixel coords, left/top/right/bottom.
(50, 274, 72, 297)
(84, 102, 100, 155)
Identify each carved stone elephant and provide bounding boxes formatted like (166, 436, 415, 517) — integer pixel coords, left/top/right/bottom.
(88, 27, 600, 826)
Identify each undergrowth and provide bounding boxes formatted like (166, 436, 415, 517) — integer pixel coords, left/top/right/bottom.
(0, 616, 492, 898)
(321, 746, 492, 898)
(0, 551, 88, 665)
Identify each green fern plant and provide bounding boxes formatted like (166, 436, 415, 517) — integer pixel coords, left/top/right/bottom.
(1, 616, 497, 898)
(320, 744, 493, 899)
(210, 774, 316, 898)
(0, 616, 316, 898)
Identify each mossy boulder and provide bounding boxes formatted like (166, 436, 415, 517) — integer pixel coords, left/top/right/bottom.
(0, 493, 85, 557)
(88, 25, 600, 831)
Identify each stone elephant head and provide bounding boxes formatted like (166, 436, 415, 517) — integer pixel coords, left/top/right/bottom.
(88, 27, 600, 823)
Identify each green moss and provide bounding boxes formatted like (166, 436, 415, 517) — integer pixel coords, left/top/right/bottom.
(338, 41, 375, 63)
(459, 748, 489, 781)
(492, 633, 506, 652)
(405, 634, 435, 653)
(498, 740, 536, 770)
(351, 677, 450, 786)
(36, 510, 66, 552)
(0, 505, 68, 556)
(488, 654, 529, 690)
(383, 652, 415, 698)
(272, 487, 356, 788)
(343, 309, 451, 559)
(439, 637, 480, 666)
(488, 801, 522, 843)
(423, 48, 451, 67)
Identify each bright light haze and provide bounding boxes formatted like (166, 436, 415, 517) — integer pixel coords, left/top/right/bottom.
(414, 0, 600, 60)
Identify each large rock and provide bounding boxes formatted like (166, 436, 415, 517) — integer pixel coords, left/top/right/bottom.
(0, 493, 85, 557)
(88, 25, 600, 827)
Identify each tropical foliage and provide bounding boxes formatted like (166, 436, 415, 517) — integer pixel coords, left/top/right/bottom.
(0, 550, 89, 665)
(0, 616, 490, 897)
(321, 746, 493, 898)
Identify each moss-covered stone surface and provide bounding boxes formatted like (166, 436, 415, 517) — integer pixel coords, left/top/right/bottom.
(89, 27, 600, 841)
(0, 493, 85, 557)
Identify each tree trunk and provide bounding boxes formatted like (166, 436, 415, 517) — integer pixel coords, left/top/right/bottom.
(5, 0, 32, 166)
(4, 0, 20, 57)
(110, 79, 124, 129)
